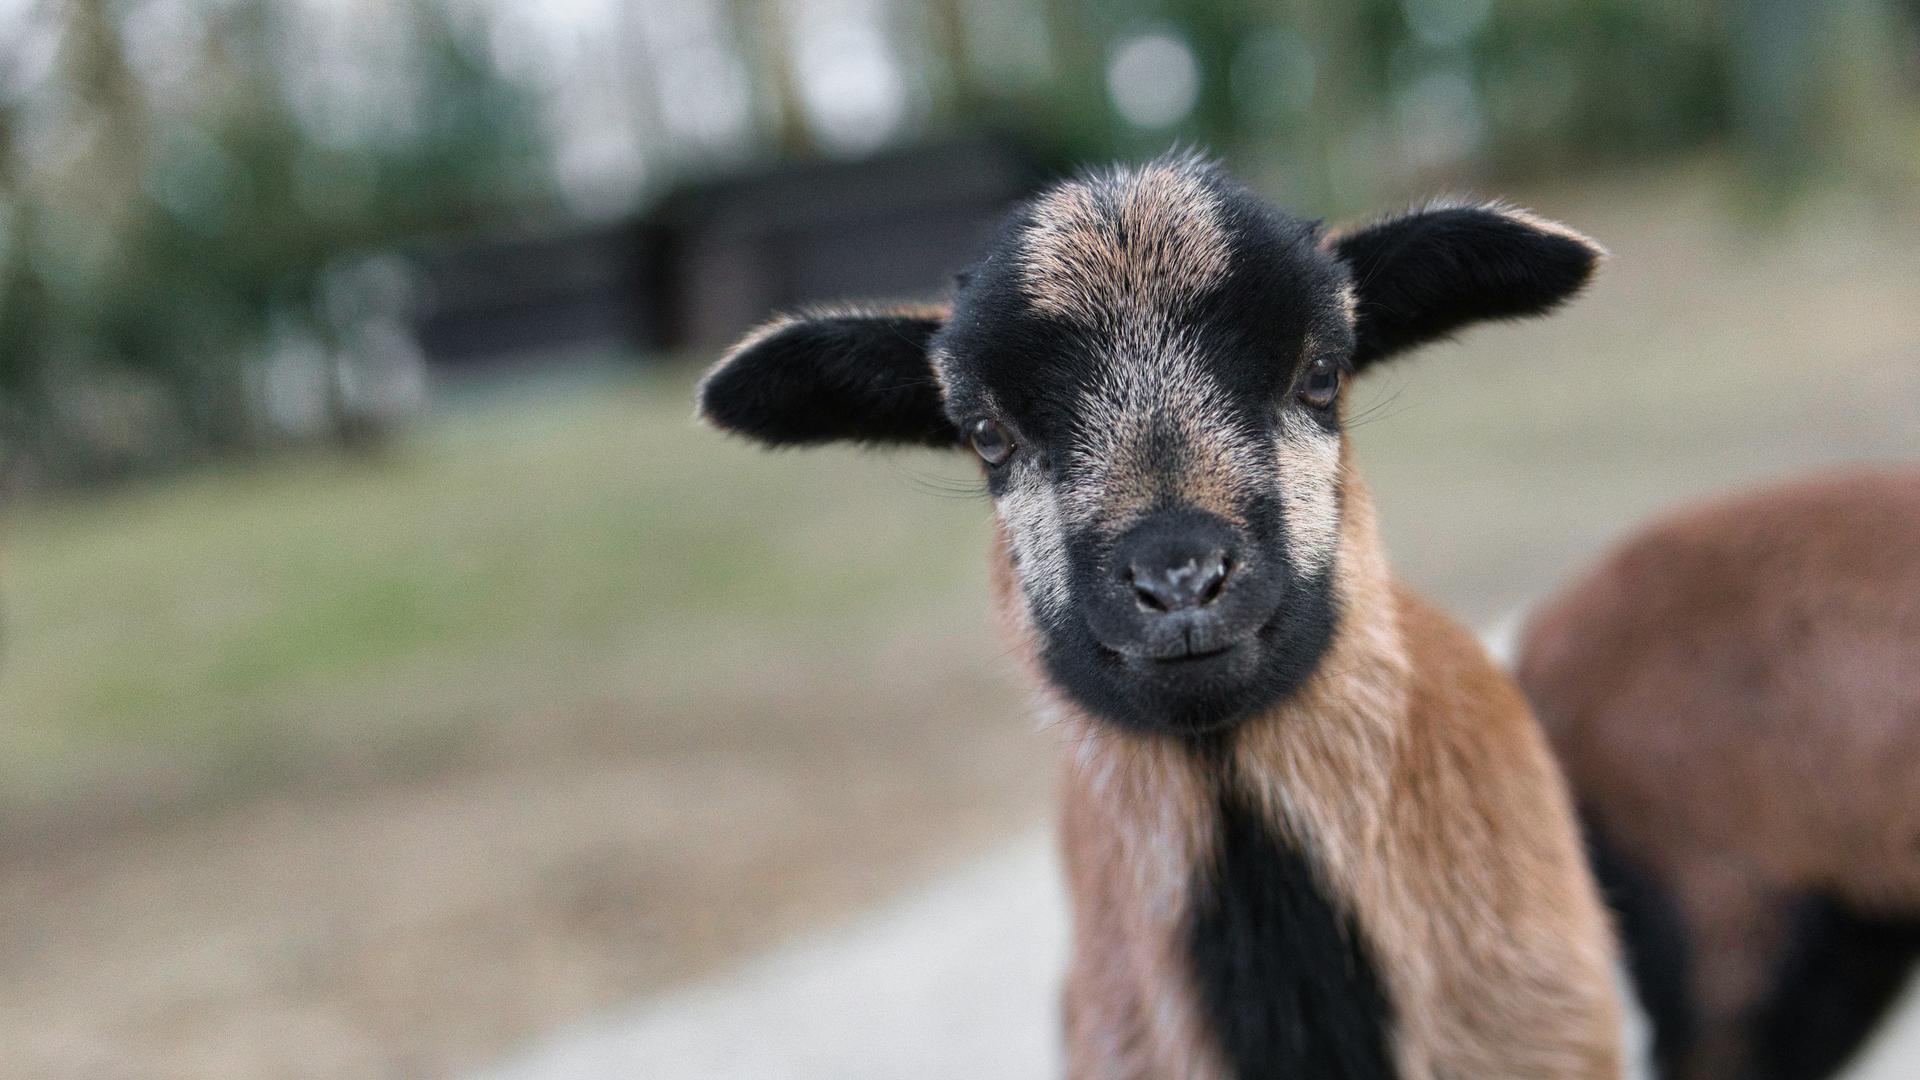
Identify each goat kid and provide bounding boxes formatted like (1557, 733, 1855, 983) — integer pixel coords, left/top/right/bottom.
(700, 155, 1625, 1079)
(1518, 468, 1920, 1080)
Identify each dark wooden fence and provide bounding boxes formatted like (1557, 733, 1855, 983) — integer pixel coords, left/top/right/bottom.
(413, 138, 1046, 367)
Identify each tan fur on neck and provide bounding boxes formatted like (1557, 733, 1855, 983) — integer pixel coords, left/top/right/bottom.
(1005, 457, 1624, 1079)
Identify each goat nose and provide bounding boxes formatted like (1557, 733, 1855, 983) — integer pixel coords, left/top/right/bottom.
(1129, 550, 1231, 612)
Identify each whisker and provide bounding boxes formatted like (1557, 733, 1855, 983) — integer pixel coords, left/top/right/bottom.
(888, 459, 990, 502)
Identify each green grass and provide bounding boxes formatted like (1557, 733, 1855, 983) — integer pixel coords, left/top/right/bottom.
(0, 366, 996, 823)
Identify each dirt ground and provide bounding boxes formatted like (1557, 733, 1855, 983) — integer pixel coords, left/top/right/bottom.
(6, 163, 1920, 1079)
(0, 624, 1045, 1080)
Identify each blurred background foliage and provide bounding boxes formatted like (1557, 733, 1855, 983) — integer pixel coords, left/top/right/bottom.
(2, 0, 1919, 491)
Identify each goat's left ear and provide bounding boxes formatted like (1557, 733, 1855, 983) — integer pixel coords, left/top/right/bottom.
(1329, 202, 1604, 369)
(697, 306, 958, 448)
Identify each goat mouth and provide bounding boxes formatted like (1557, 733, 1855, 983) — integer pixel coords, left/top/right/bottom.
(1148, 632, 1237, 664)
(1055, 594, 1324, 736)
(1105, 628, 1257, 674)
(1091, 606, 1281, 668)
(1153, 648, 1233, 666)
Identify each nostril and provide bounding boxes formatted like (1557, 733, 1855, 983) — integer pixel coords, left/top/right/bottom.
(1129, 550, 1233, 612)
(1198, 554, 1231, 604)
(1128, 565, 1171, 612)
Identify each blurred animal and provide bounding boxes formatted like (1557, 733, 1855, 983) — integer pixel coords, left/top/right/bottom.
(699, 153, 1627, 1078)
(1518, 469, 1920, 1080)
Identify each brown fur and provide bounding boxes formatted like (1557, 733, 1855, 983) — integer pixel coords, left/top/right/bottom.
(1069, 358, 1264, 533)
(1020, 456, 1625, 1079)
(1022, 160, 1231, 327)
(1518, 467, 1920, 1079)
(1021, 161, 1267, 536)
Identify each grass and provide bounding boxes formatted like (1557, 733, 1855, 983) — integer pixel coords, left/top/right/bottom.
(0, 365, 999, 831)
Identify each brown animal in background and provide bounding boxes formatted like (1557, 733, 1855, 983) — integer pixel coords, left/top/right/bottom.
(700, 154, 1627, 1077)
(1518, 468, 1920, 1080)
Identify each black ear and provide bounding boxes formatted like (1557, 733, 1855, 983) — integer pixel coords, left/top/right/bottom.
(697, 306, 959, 448)
(1330, 202, 1604, 368)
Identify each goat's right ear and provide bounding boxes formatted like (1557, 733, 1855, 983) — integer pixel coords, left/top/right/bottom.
(696, 306, 959, 448)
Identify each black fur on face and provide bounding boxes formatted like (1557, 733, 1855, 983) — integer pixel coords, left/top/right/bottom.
(699, 153, 1604, 735)
(932, 156, 1354, 733)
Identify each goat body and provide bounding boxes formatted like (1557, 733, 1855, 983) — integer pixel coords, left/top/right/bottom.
(1519, 468, 1920, 1080)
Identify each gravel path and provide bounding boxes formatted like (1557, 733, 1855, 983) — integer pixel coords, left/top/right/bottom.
(473, 830, 1065, 1080)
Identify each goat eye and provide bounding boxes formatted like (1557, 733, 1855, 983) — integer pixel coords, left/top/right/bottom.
(967, 418, 1015, 466)
(1298, 358, 1342, 410)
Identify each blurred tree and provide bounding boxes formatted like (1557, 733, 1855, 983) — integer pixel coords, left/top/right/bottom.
(733, 0, 816, 158)
(4, 0, 1918, 494)
(0, 0, 549, 487)
(926, 0, 978, 116)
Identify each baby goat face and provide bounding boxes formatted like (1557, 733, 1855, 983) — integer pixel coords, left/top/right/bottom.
(700, 154, 1602, 734)
(935, 161, 1356, 733)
